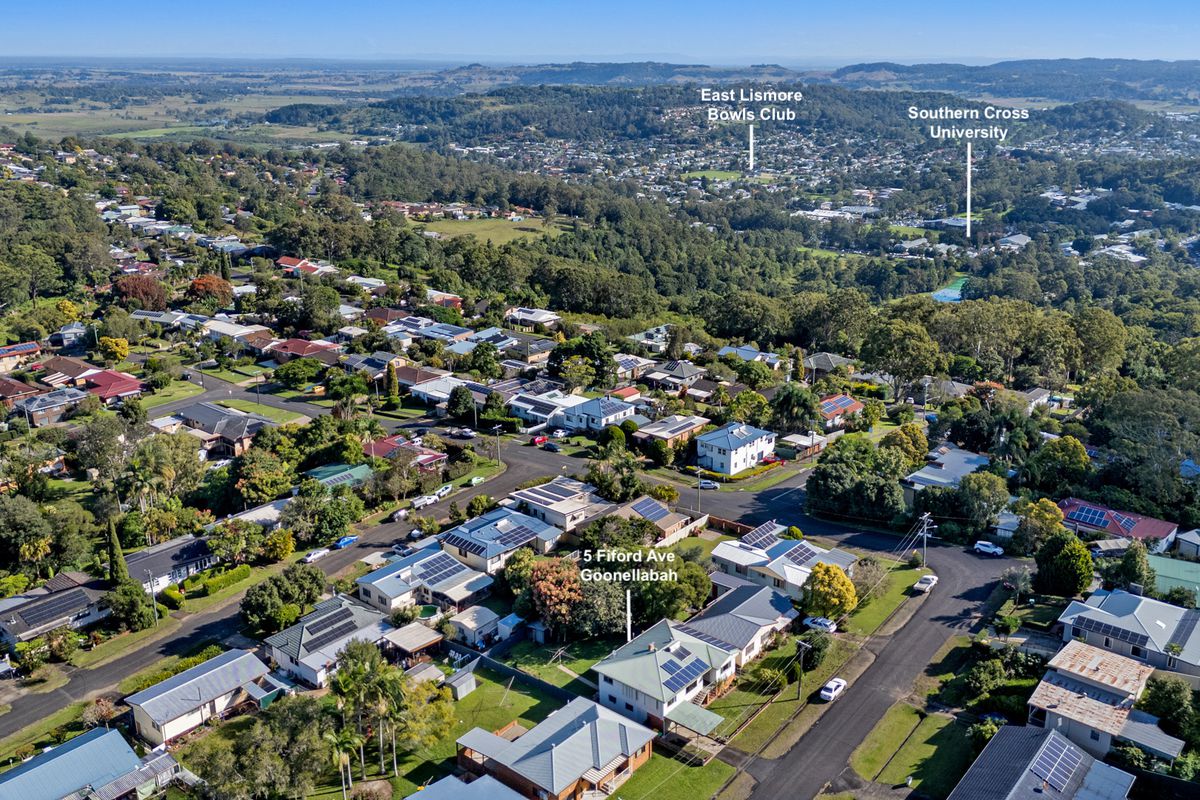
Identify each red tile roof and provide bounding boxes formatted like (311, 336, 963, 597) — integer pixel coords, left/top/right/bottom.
(1058, 497, 1178, 542)
(270, 338, 339, 358)
(84, 370, 143, 400)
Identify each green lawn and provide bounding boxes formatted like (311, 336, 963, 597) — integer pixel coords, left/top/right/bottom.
(730, 463, 801, 492)
(46, 478, 94, 506)
(0, 701, 87, 764)
(876, 713, 975, 797)
(1008, 597, 1068, 632)
(613, 753, 736, 800)
(71, 616, 182, 669)
(419, 217, 565, 245)
(502, 638, 618, 688)
(850, 702, 923, 780)
(141, 379, 205, 409)
(890, 225, 933, 237)
(667, 534, 732, 560)
(199, 364, 270, 385)
(374, 399, 433, 420)
(917, 635, 974, 704)
(681, 169, 742, 181)
(181, 552, 305, 614)
(844, 564, 926, 636)
(215, 399, 304, 423)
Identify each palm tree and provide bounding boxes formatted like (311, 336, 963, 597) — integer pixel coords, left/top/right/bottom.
(380, 669, 410, 777)
(19, 536, 52, 579)
(770, 382, 821, 434)
(323, 728, 361, 800)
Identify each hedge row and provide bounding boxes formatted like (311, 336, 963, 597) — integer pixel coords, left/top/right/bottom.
(124, 644, 226, 694)
(158, 585, 185, 610)
(200, 564, 252, 596)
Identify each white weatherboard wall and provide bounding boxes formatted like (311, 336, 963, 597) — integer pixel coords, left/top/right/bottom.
(131, 688, 242, 746)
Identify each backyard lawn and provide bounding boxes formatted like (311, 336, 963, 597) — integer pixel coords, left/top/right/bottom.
(216, 398, 304, 423)
(615, 752, 736, 800)
(503, 637, 618, 689)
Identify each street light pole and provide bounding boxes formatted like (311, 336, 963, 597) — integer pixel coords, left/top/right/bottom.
(918, 512, 936, 567)
(492, 425, 502, 467)
(145, 570, 159, 627)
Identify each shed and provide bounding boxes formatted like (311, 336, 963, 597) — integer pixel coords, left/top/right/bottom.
(445, 657, 479, 700)
(497, 613, 524, 640)
(450, 605, 500, 647)
(404, 661, 445, 686)
(527, 620, 550, 645)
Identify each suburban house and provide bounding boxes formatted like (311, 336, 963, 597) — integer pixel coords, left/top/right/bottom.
(0, 376, 39, 409)
(606, 496, 704, 547)
(1027, 640, 1183, 761)
(0, 571, 110, 645)
(777, 431, 828, 460)
(48, 321, 87, 349)
(156, 402, 275, 458)
(267, 337, 341, 363)
(34, 355, 99, 387)
(403, 774, 523, 800)
(901, 444, 990, 506)
(614, 353, 658, 382)
(643, 360, 706, 392)
(11, 386, 88, 426)
(303, 462, 373, 490)
(710, 521, 857, 602)
(355, 547, 494, 614)
(83, 369, 144, 405)
(1058, 588, 1200, 675)
(0, 341, 41, 373)
(439, 508, 563, 574)
(1058, 498, 1179, 553)
(126, 648, 283, 746)
(0, 727, 180, 800)
(817, 394, 864, 430)
(507, 388, 589, 429)
(505, 307, 561, 329)
(717, 345, 784, 370)
(449, 605, 499, 646)
(592, 619, 735, 736)
(947, 726, 1134, 800)
(457, 697, 655, 799)
(425, 288, 462, 309)
(264, 595, 392, 688)
(508, 476, 614, 533)
(561, 396, 637, 432)
(803, 352, 854, 383)
(341, 351, 405, 381)
(696, 422, 777, 476)
(362, 433, 448, 472)
(681, 585, 798, 667)
(632, 414, 710, 447)
(126, 535, 217, 594)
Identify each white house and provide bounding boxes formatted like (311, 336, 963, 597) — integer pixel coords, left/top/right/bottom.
(680, 585, 797, 667)
(710, 521, 858, 602)
(696, 422, 777, 476)
(126, 649, 279, 746)
(507, 476, 613, 533)
(263, 596, 392, 688)
(561, 396, 637, 432)
(439, 508, 563, 574)
(505, 307, 561, 329)
(450, 605, 500, 646)
(356, 547, 494, 614)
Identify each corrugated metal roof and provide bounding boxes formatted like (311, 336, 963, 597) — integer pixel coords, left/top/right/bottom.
(0, 729, 141, 800)
(125, 649, 268, 725)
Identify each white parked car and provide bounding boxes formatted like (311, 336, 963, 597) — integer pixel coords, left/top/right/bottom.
(435, 484, 453, 499)
(411, 495, 438, 509)
(303, 548, 330, 563)
(699, 479, 720, 490)
(551, 428, 569, 439)
(819, 678, 847, 702)
(390, 508, 409, 522)
(803, 616, 838, 634)
(914, 575, 939, 593)
(973, 541, 1005, 557)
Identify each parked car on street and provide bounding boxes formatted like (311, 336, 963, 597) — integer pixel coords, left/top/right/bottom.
(543, 442, 562, 453)
(334, 535, 359, 549)
(551, 428, 568, 438)
(467, 475, 486, 486)
(455, 428, 477, 439)
(803, 616, 838, 634)
(699, 479, 720, 490)
(530, 435, 548, 446)
(411, 495, 438, 509)
(391, 508, 409, 522)
(303, 548, 330, 563)
(973, 541, 1005, 557)
(819, 678, 847, 702)
(435, 484, 453, 499)
(913, 575, 939, 593)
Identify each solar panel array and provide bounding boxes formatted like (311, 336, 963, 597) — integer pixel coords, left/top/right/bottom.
(742, 521, 780, 549)
(820, 395, 857, 415)
(632, 497, 671, 523)
(1170, 609, 1200, 650)
(18, 588, 90, 627)
(417, 552, 469, 587)
(1111, 512, 1137, 533)
(1076, 615, 1149, 647)
(676, 623, 735, 651)
(783, 540, 821, 566)
(495, 525, 538, 548)
(443, 531, 488, 556)
(662, 657, 708, 693)
(306, 606, 353, 636)
(667, 420, 699, 435)
(1066, 506, 1108, 528)
(1031, 734, 1084, 792)
(304, 619, 361, 653)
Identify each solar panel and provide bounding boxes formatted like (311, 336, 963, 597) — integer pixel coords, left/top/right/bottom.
(1076, 616, 1149, 647)
(305, 606, 353, 635)
(783, 541, 821, 566)
(661, 660, 681, 675)
(632, 498, 670, 523)
(443, 531, 488, 557)
(673, 644, 693, 661)
(18, 588, 90, 627)
(305, 619, 361, 653)
(1067, 506, 1108, 528)
(1112, 512, 1136, 532)
(742, 521, 780, 549)
(676, 623, 736, 651)
(1170, 610, 1200, 650)
(495, 525, 538, 548)
(542, 484, 578, 500)
(1031, 735, 1084, 792)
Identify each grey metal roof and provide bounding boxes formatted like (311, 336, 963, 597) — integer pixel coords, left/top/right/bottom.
(264, 596, 386, 661)
(456, 697, 654, 795)
(1120, 709, 1185, 759)
(125, 535, 212, 579)
(405, 774, 523, 800)
(125, 649, 268, 725)
(0, 728, 142, 800)
(947, 726, 1133, 800)
(175, 401, 273, 440)
(14, 387, 88, 413)
(683, 586, 796, 650)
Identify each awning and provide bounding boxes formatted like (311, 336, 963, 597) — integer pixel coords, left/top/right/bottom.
(665, 702, 724, 736)
(383, 622, 444, 653)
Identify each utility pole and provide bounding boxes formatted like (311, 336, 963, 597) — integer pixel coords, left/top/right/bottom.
(918, 512, 937, 567)
(492, 424, 502, 467)
(145, 570, 159, 627)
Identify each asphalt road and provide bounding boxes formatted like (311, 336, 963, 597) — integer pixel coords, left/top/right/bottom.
(675, 471, 1010, 800)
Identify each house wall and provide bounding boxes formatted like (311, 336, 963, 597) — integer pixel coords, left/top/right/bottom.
(132, 688, 243, 746)
(1179, 539, 1200, 559)
(698, 436, 776, 476)
(1040, 710, 1112, 759)
(713, 558, 803, 602)
(269, 647, 324, 688)
(1063, 626, 1200, 676)
(654, 515, 709, 549)
(357, 585, 414, 614)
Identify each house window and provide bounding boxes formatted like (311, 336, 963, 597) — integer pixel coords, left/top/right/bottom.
(1104, 637, 1112, 648)
(1131, 645, 1143, 658)
(1072, 627, 1085, 641)
(625, 702, 633, 711)
(1168, 656, 1178, 669)
(1090, 730, 1101, 741)
(603, 675, 613, 684)
(773, 578, 783, 588)
(608, 695, 617, 704)
(360, 588, 371, 599)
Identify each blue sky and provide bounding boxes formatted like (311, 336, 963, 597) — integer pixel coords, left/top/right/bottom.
(6, 1, 1197, 64)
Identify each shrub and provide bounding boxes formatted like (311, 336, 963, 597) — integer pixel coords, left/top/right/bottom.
(995, 615, 1021, 636)
(965, 659, 1007, 695)
(799, 630, 830, 670)
(159, 585, 185, 610)
(201, 564, 252, 596)
(124, 644, 225, 693)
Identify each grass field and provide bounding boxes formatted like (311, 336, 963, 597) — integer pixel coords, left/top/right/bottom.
(615, 753, 736, 800)
(141, 379, 205, 409)
(875, 711, 974, 797)
(215, 398, 304, 423)
(851, 701, 923, 780)
(502, 637, 617, 688)
(844, 563, 925, 636)
(419, 217, 565, 245)
(682, 169, 742, 181)
(71, 616, 182, 669)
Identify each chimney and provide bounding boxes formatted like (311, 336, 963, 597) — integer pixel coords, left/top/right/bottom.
(648, 642, 656, 652)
